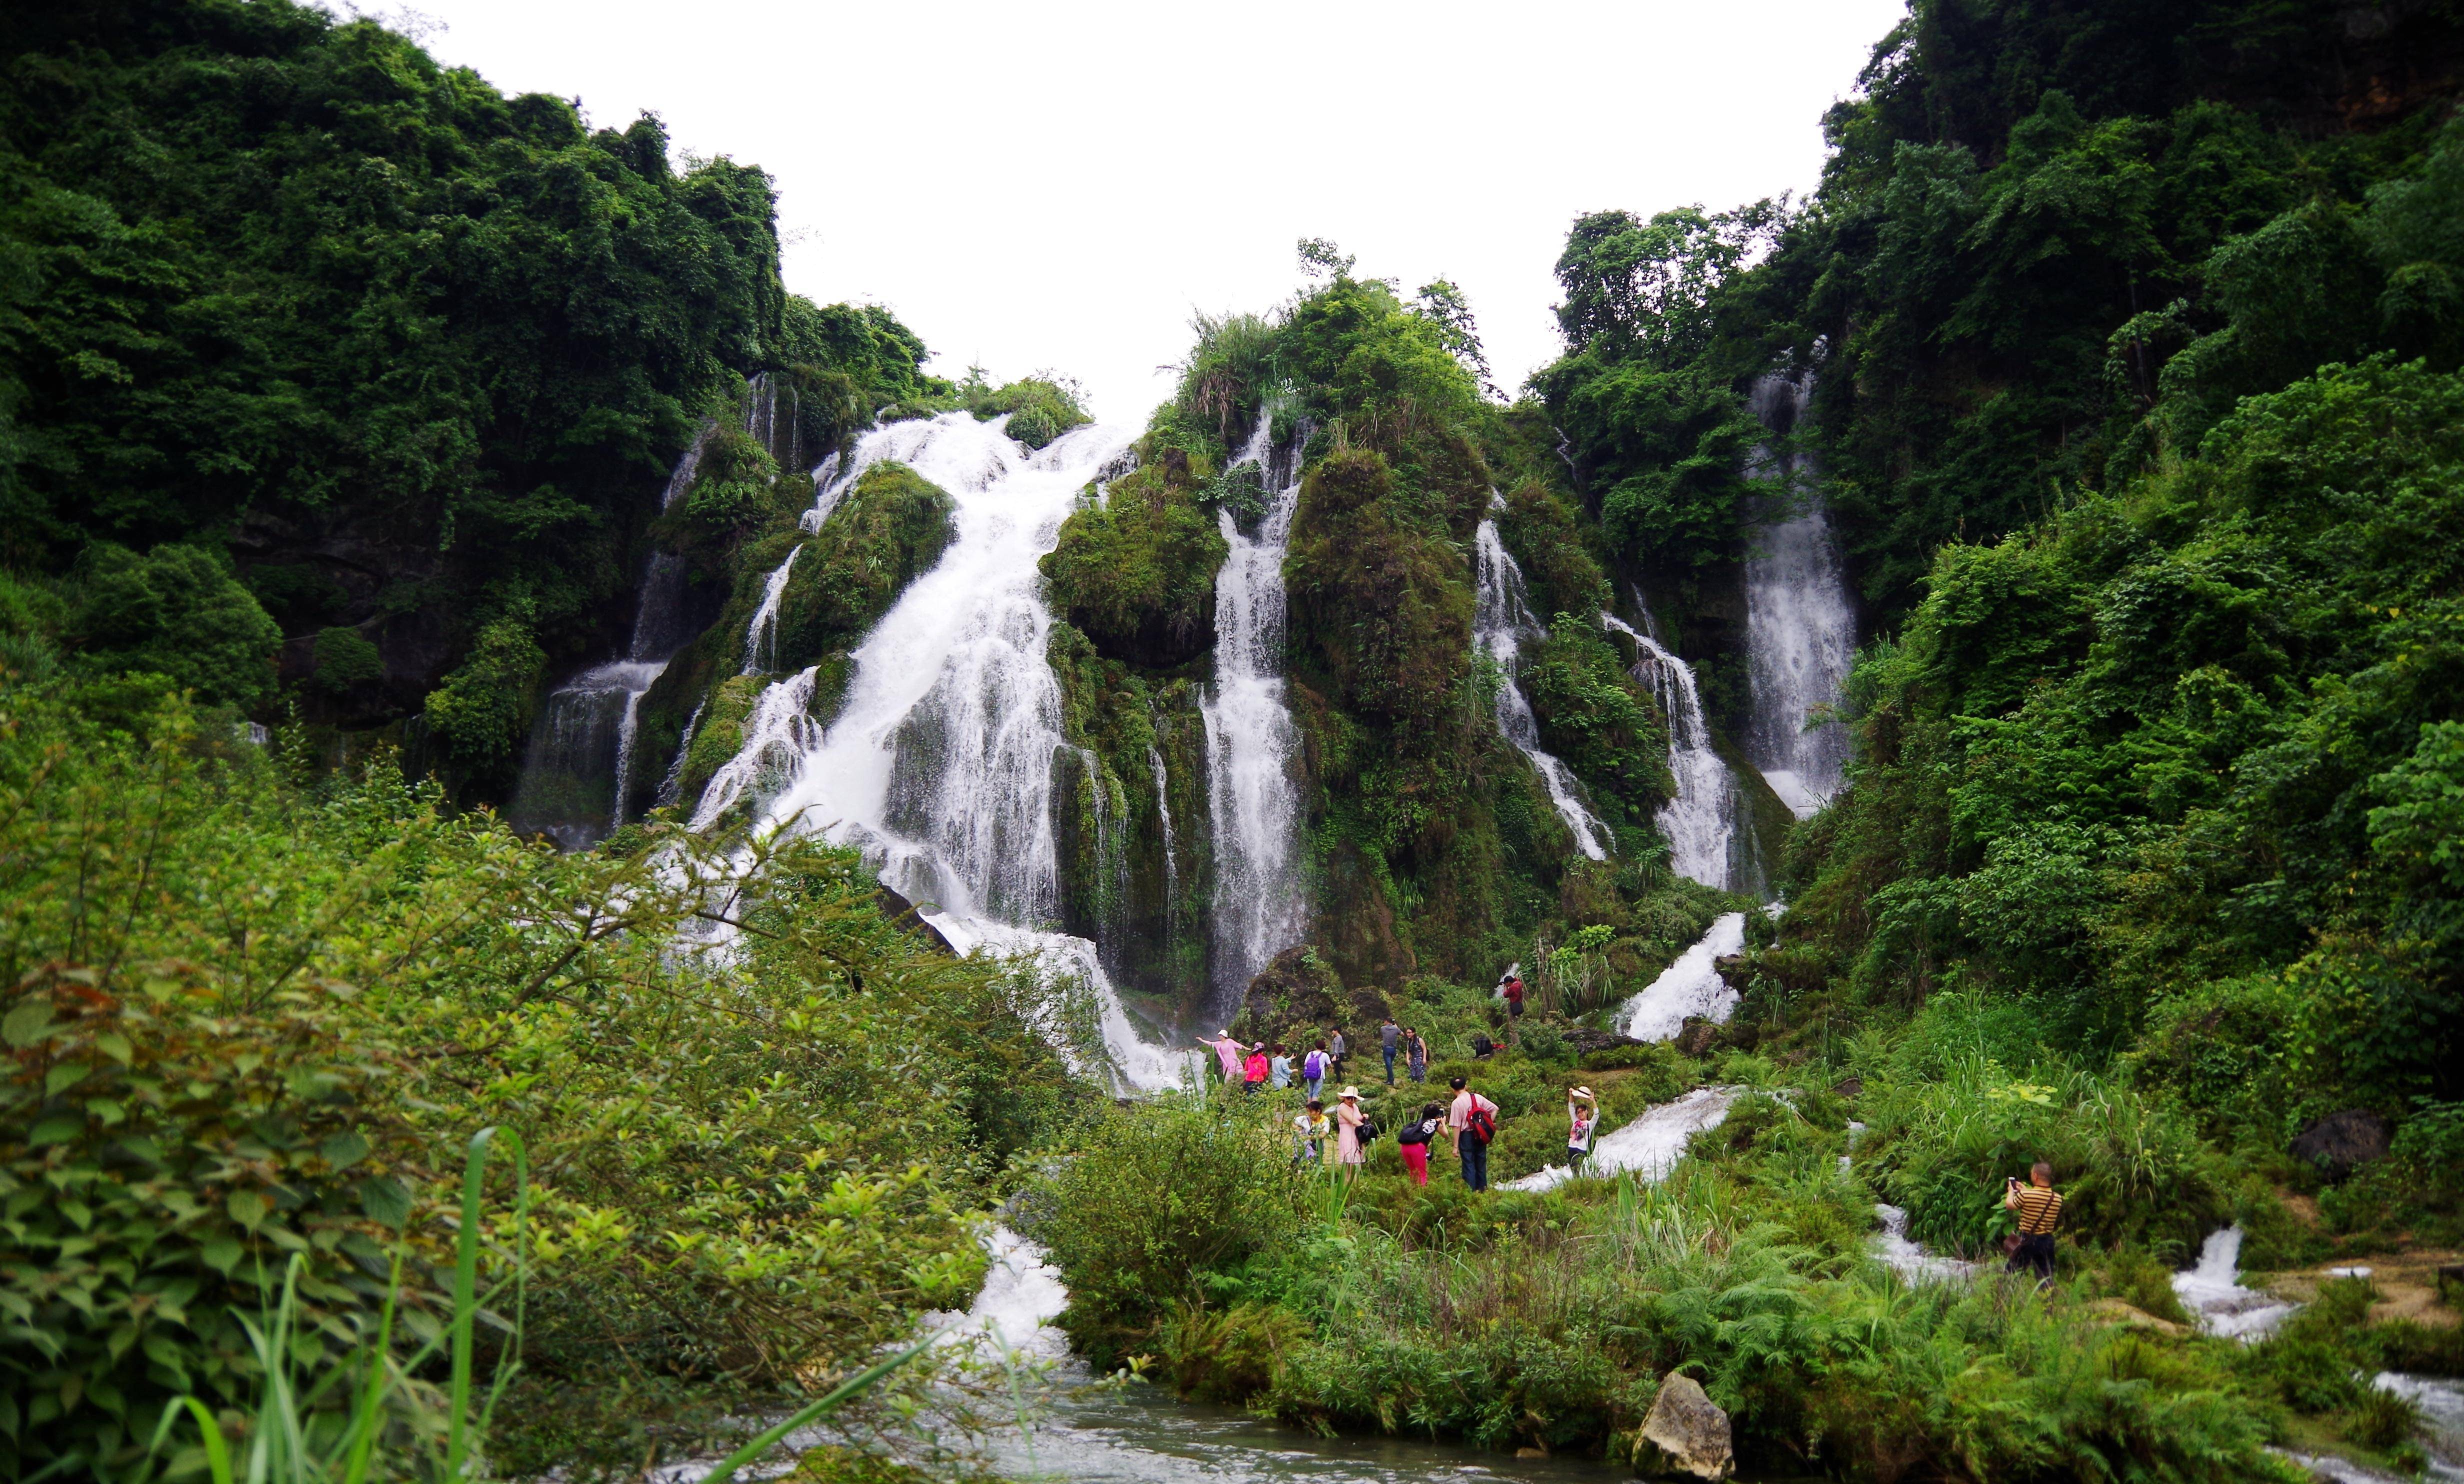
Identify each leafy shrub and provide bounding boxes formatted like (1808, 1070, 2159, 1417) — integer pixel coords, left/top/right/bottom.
(420, 616, 546, 771)
(1035, 1098, 1302, 1368)
(1040, 461, 1226, 668)
(68, 544, 281, 708)
(962, 375, 1089, 450)
(771, 462, 956, 672)
(684, 429, 784, 532)
(0, 964, 434, 1480)
(310, 626, 384, 694)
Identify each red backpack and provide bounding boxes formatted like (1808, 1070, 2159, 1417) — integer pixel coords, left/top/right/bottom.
(1464, 1100, 1498, 1145)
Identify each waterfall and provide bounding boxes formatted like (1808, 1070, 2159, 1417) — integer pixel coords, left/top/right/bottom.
(1503, 1085, 1740, 1192)
(1472, 518, 1609, 860)
(740, 546, 802, 675)
(2172, 1226, 2301, 1340)
(1616, 910, 1744, 1040)
(508, 429, 713, 848)
(1742, 370, 1854, 819)
(1200, 412, 1310, 1002)
(688, 412, 1192, 1092)
(1150, 744, 1178, 934)
(1604, 614, 1734, 890)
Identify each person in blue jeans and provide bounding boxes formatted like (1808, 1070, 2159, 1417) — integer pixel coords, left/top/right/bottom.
(1302, 1040, 1330, 1104)
(1379, 1018, 1401, 1084)
(1448, 1076, 1498, 1192)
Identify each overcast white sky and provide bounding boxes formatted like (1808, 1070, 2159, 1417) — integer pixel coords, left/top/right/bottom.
(392, 0, 1906, 427)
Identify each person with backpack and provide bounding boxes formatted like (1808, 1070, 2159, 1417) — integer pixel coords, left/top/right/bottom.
(1448, 1076, 1500, 1192)
(1498, 972, 1526, 1048)
(1379, 1018, 1402, 1084)
(1404, 1026, 1428, 1084)
(1566, 1086, 1599, 1178)
(1291, 1100, 1330, 1168)
(1242, 1044, 1269, 1094)
(1334, 1087, 1368, 1175)
(2002, 1160, 2064, 1285)
(1395, 1101, 1444, 1187)
(1302, 1040, 1330, 1103)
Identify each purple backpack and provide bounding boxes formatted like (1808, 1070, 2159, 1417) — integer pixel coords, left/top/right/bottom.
(1304, 1050, 1328, 1080)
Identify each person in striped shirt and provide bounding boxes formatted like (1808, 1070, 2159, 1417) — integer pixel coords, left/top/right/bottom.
(2004, 1161, 2063, 1284)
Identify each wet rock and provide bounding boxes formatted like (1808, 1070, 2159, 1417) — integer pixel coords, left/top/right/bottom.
(2084, 1298, 2190, 1338)
(2291, 1109, 2392, 1178)
(1832, 1076, 1864, 1100)
(1564, 1026, 1644, 1054)
(1638, 1372, 1734, 1480)
(874, 880, 958, 956)
(1674, 1017, 1722, 1057)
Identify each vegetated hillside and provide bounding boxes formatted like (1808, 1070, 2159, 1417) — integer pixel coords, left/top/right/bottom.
(0, 0, 945, 794)
(1040, 261, 1736, 1020)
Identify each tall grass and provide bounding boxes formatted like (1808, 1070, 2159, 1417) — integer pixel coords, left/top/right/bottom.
(150, 1128, 528, 1483)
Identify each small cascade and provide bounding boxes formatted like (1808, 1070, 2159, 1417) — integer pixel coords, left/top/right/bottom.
(1604, 614, 1734, 890)
(690, 412, 1192, 1092)
(1615, 911, 1746, 1041)
(1473, 519, 1610, 860)
(508, 430, 713, 848)
(1872, 1204, 1983, 1284)
(2173, 1226, 2301, 1340)
(740, 545, 802, 675)
(1150, 744, 1178, 936)
(2374, 1374, 2464, 1480)
(1742, 370, 1854, 819)
(1200, 412, 1310, 1005)
(1504, 1085, 1739, 1192)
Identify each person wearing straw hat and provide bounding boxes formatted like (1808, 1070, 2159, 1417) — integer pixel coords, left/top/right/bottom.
(1334, 1086, 1367, 1172)
(1566, 1086, 1600, 1178)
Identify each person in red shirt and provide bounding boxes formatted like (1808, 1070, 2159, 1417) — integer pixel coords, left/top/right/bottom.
(1242, 1044, 1270, 1094)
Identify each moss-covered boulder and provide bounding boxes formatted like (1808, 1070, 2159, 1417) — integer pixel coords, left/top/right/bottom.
(1040, 462, 1227, 669)
(771, 461, 956, 671)
(1287, 447, 1473, 734)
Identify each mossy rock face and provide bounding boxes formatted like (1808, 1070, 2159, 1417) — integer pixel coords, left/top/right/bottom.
(1288, 447, 1473, 734)
(672, 673, 766, 806)
(770, 462, 955, 672)
(1048, 621, 1211, 998)
(1040, 462, 1227, 669)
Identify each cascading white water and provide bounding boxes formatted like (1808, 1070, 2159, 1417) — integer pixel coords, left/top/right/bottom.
(1602, 614, 1733, 890)
(1200, 414, 1310, 1000)
(2172, 1226, 2302, 1340)
(1872, 1204, 1983, 1284)
(1616, 910, 1745, 1040)
(740, 545, 801, 675)
(1150, 744, 1178, 932)
(1742, 370, 1854, 820)
(690, 412, 1192, 1092)
(1472, 519, 1610, 860)
(509, 429, 714, 847)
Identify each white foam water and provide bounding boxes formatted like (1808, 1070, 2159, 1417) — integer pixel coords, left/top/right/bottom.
(1742, 370, 1854, 819)
(2172, 1226, 2301, 1341)
(1200, 412, 1310, 1002)
(689, 412, 1192, 1092)
(1872, 1204, 1983, 1284)
(2376, 1372, 2464, 1481)
(1616, 912, 1746, 1042)
(1504, 1085, 1740, 1192)
(1604, 614, 1734, 889)
(741, 544, 802, 675)
(1473, 519, 1609, 860)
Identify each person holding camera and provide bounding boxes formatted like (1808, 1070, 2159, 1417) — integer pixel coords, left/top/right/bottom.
(2004, 1161, 2063, 1284)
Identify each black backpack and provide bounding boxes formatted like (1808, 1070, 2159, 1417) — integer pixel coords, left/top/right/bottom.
(1356, 1118, 1381, 1143)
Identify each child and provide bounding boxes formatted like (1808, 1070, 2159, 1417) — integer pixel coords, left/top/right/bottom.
(1292, 1100, 1331, 1168)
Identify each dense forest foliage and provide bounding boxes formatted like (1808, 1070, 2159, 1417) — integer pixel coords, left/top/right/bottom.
(0, 0, 948, 795)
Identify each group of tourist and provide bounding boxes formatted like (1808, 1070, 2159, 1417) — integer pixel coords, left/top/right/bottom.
(1196, 1022, 1608, 1194)
(1196, 1020, 1432, 1098)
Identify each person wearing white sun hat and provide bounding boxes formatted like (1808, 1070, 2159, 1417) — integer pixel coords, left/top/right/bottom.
(1566, 1086, 1600, 1178)
(1334, 1086, 1366, 1172)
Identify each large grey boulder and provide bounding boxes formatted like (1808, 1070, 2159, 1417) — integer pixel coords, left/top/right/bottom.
(2290, 1109, 2392, 1178)
(1638, 1372, 1734, 1480)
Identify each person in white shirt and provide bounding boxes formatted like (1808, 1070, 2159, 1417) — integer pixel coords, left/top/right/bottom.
(1566, 1086, 1599, 1178)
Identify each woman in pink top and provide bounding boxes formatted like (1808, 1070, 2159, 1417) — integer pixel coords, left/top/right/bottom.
(1334, 1086, 1366, 1172)
(1196, 1030, 1244, 1084)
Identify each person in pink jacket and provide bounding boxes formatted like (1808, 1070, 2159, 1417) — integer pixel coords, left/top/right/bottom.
(1334, 1086, 1367, 1174)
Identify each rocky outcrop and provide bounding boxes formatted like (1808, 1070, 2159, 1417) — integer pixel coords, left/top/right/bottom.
(1638, 1372, 1734, 1480)
(2290, 1109, 2392, 1178)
